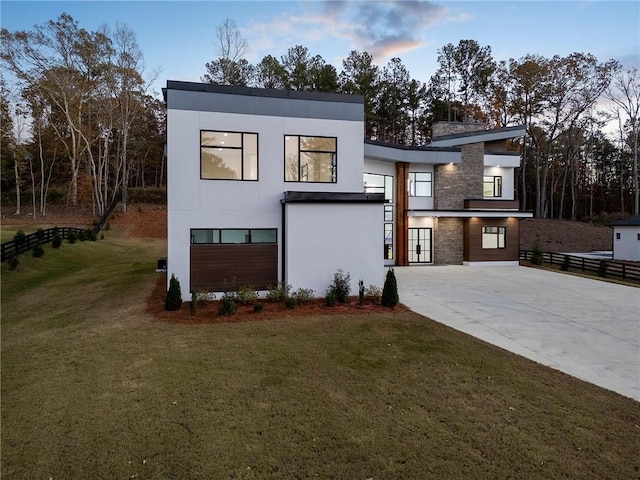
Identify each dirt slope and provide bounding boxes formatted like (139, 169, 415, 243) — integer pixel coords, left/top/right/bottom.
(519, 218, 611, 253)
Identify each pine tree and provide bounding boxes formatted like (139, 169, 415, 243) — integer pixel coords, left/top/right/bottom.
(165, 274, 182, 311)
(381, 268, 399, 307)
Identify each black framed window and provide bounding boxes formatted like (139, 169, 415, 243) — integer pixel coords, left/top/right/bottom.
(483, 176, 502, 197)
(616, 232, 621, 240)
(482, 226, 506, 249)
(191, 228, 276, 244)
(408, 172, 432, 197)
(384, 223, 393, 260)
(285, 135, 337, 183)
(201, 131, 258, 180)
(365, 173, 394, 259)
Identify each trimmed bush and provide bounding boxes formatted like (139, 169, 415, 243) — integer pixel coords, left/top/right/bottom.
(36, 228, 45, 242)
(598, 260, 608, 278)
(266, 282, 291, 302)
(236, 285, 258, 305)
(51, 235, 62, 249)
(531, 237, 543, 265)
(67, 231, 77, 244)
(164, 274, 183, 311)
(86, 229, 97, 241)
(328, 269, 351, 303)
(8, 255, 19, 270)
(358, 279, 365, 305)
(381, 268, 399, 307)
(77, 229, 87, 241)
(284, 297, 297, 309)
(561, 255, 570, 271)
(32, 243, 45, 258)
(218, 292, 237, 316)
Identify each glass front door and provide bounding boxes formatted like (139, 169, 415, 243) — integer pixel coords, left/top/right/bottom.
(408, 228, 432, 264)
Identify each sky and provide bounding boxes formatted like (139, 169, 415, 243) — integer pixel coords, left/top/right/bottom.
(1, 0, 639, 98)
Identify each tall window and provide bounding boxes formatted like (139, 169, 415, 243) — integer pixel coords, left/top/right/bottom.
(483, 176, 502, 197)
(408, 172, 432, 197)
(285, 136, 337, 183)
(200, 131, 258, 180)
(482, 226, 506, 249)
(364, 173, 394, 260)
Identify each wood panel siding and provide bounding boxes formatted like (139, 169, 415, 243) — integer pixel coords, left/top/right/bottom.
(395, 162, 409, 266)
(464, 199, 520, 210)
(191, 244, 278, 291)
(464, 217, 519, 262)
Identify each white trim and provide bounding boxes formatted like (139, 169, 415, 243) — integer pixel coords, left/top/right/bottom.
(463, 261, 520, 266)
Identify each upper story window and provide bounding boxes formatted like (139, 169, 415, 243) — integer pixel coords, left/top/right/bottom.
(201, 131, 258, 181)
(483, 176, 502, 197)
(408, 172, 432, 197)
(285, 135, 337, 183)
(364, 173, 393, 202)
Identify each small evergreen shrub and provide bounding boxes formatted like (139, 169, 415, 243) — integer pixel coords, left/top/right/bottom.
(266, 282, 291, 302)
(324, 290, 337, 307)
(284, 296, 297, 309)
(13, 229, 26, 245)
(328, 269, 351, 303)
(36, 228, 45, 242)
(253, 302, 264, 313)
(365, 284, 382, 304)
(32, 243, 45, 258)
(67, 231, 77, 244)
(236, 285, 258, 305)
(164, 274, 183, 311)
(77, 229, 87, 241)
(8, 255, 19, 270)
(86, 229, 97, 241)
(381, 268, 399, 307)
(52, 235, 62, 249)
(218, 291, 237, 316)
(531, 237, 543, 265)
(358, 279, 365, 305)
(561, 255, 570, 271)
(292, 288, 314, 304)
(598, 260, 608, 278)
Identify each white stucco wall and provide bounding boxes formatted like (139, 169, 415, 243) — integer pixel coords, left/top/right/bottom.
(167, 105, 364, 300)
(285, 203, 384, 296)
(483, 166, 515, 200)
(612, 226, 640, 261)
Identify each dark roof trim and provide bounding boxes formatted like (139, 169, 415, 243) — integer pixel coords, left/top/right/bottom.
(364, 138, 460, 153)
(165, 80, 364, 104)
(432, 125, 525, 142)
(607, 215, 640, 227)
(429, 125, 526, 147)
(282, 191, 386, 204)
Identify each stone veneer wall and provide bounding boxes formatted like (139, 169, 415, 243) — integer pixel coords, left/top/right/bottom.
(433, 122, 485, 210)
(434, 217, 464, 264)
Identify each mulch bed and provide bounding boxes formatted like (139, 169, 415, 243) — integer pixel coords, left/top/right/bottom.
(146, 273, 408, 324)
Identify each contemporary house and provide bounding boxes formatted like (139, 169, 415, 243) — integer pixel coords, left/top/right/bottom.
(164, 81, 532, 301)
(609, 216, 640, 261)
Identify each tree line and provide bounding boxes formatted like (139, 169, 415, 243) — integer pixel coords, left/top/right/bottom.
(1, 14, 638, 220)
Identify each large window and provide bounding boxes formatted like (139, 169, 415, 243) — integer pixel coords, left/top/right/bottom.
(483, 176, 502, 197)
(191, 228, 277, 244)
(285, 135, 337, 183)
(201, 131, 258, 180)
(482, 226, 506, 249)
(364, 173, 394, 260)
(408, 172, 432, 197)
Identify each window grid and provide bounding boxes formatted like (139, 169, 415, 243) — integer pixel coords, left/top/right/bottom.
(200, 130, 258, 181)
(483, 176, 503, 197)
(191, 228, 277, 245)
(408, 172, 432, 197)
(481, 226, 506, 249)
(364, 173, 394, 259)
(285, 135, 337, 183)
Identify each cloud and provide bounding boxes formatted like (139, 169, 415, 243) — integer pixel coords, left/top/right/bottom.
(245, 0, 451, 64)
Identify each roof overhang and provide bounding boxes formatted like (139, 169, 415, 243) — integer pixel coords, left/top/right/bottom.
(364, 142, 461, 165)
(282, 191, 386, 204)
(408, 209, 533, 218)
(430, 125, 526, 147)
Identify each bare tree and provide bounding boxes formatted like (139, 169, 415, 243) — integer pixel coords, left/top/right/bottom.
(202, 18, 252, 85)
(606, 67, 640, 215)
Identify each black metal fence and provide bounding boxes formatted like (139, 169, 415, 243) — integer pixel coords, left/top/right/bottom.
(520, 250, 640, 282)
(1, 227, 89, 262)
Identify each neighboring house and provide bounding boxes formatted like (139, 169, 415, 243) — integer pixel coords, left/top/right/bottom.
(164, 81, 533, 301)
(609, 216, 640, 261)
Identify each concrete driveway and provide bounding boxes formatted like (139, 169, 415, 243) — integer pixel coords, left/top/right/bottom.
(395, 266, 640, 401)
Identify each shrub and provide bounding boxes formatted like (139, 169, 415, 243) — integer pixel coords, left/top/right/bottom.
(51, 235, 62, 249)
(365, 284, 382, 304)
(32, 243, 45, 258)
(36, 228, 45, 242)
(236, 285, 258, 305)
(67, 231, 77, 244)
(292, 287, 314, 304)
(194, 290, 215, 307)
(13, 230, 26, 245)
(381, 268, 399, 307)
(77, 229, 87, 241)
(598, 260, 608, 278)
(531, 237, 543, 265)
(284, 296, 297, 309)
(164, 274, 183, 311)
(86, 229, 97, 241)
(218, 291, 237, 316)
(105, 222, 111, 231)
(324, 290, 337, 307)
(8, 255, 19, 270)
(561, 255, 570, 271)
(189, 292, 197, 316)
(253, 302, 264, 313)
(266, 282, 291, 302)
(328, 269, 351, 303)
(358, 279, 365, 305)
(100, 234, 104, 240)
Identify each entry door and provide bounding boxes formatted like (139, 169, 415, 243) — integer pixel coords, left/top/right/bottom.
(408, 228, 432, 263)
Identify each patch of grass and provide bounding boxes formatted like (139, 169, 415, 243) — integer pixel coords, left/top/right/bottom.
(2, 238, 638, 479)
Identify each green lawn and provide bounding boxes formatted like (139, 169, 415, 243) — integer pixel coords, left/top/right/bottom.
(2, 232, 638, 479)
